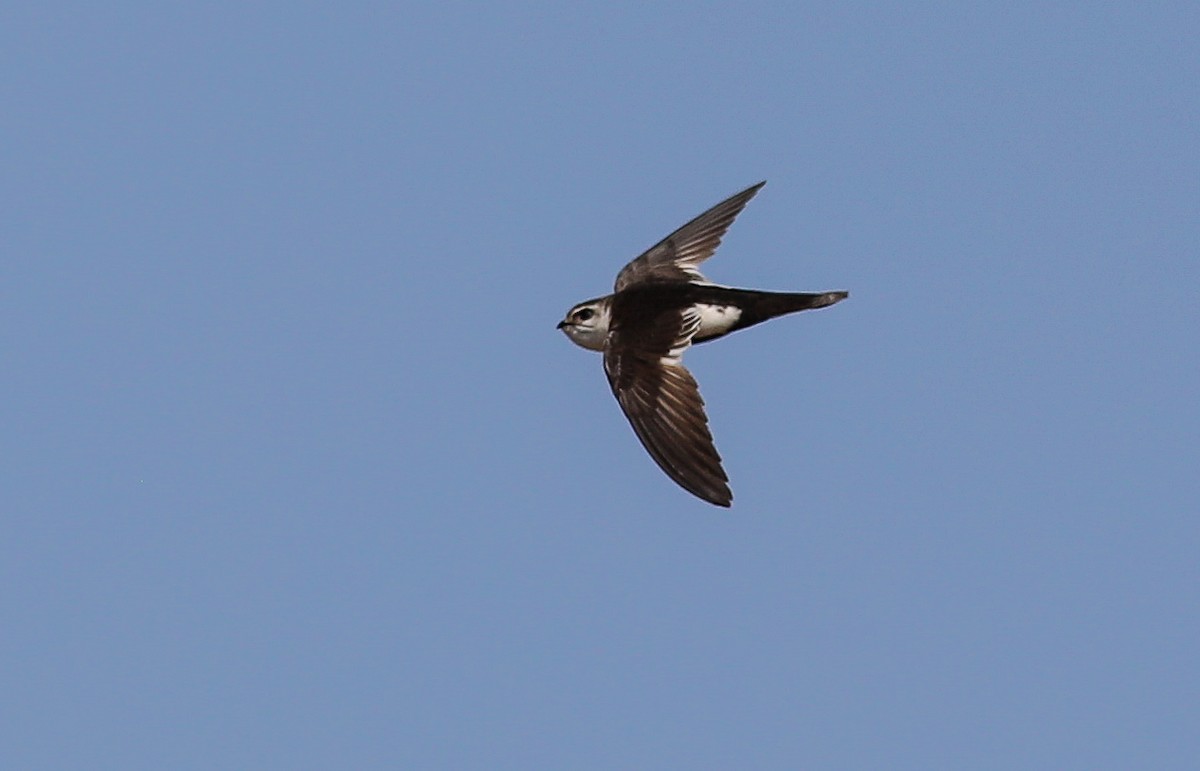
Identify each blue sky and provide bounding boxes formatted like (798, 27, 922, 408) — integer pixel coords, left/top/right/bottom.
(3, 3, 1197, 768)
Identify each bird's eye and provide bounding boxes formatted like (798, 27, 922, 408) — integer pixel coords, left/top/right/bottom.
(576, 308, 595, 321)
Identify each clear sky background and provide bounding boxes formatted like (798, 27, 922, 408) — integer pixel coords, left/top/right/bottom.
(3, 3, 1197, 768)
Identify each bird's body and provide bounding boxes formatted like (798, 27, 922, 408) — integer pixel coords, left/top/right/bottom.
(557, 182, 847, 506)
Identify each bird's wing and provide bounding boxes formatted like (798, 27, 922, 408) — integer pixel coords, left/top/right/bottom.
(603, 305, 732, 506)
(613, 181, 766, 292)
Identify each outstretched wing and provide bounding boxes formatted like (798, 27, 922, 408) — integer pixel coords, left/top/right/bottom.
(614, 181, 766, 292)
(603, 305, 732, 507)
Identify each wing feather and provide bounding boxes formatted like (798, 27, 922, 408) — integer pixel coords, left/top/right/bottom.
(603, 307, 732, 506)
(613, 182, 766, 292)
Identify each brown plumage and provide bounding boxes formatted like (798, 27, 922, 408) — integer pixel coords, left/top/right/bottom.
(558, 181, 848, 506)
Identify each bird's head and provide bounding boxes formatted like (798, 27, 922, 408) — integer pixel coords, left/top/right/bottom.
(556, 297, 611, 351)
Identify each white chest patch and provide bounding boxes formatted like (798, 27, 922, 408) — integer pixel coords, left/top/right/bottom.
(694, 303, 742, 337)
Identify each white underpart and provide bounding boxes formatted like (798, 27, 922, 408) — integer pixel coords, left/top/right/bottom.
(661, 307, 703, 364)
(695, 303, 742, 338)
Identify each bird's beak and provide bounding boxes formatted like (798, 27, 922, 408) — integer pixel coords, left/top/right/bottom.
(556, 320, 568, 330)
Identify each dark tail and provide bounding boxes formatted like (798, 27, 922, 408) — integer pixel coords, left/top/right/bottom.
(730, 290, 848, 333)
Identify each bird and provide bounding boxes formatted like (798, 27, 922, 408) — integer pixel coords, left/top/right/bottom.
(556, 181, 848, 507)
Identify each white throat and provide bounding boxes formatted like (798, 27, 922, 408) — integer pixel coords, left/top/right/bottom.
(561, 304, 611, 351)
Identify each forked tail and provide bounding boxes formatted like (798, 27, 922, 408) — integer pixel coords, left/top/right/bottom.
(736, 290, 848, 331)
